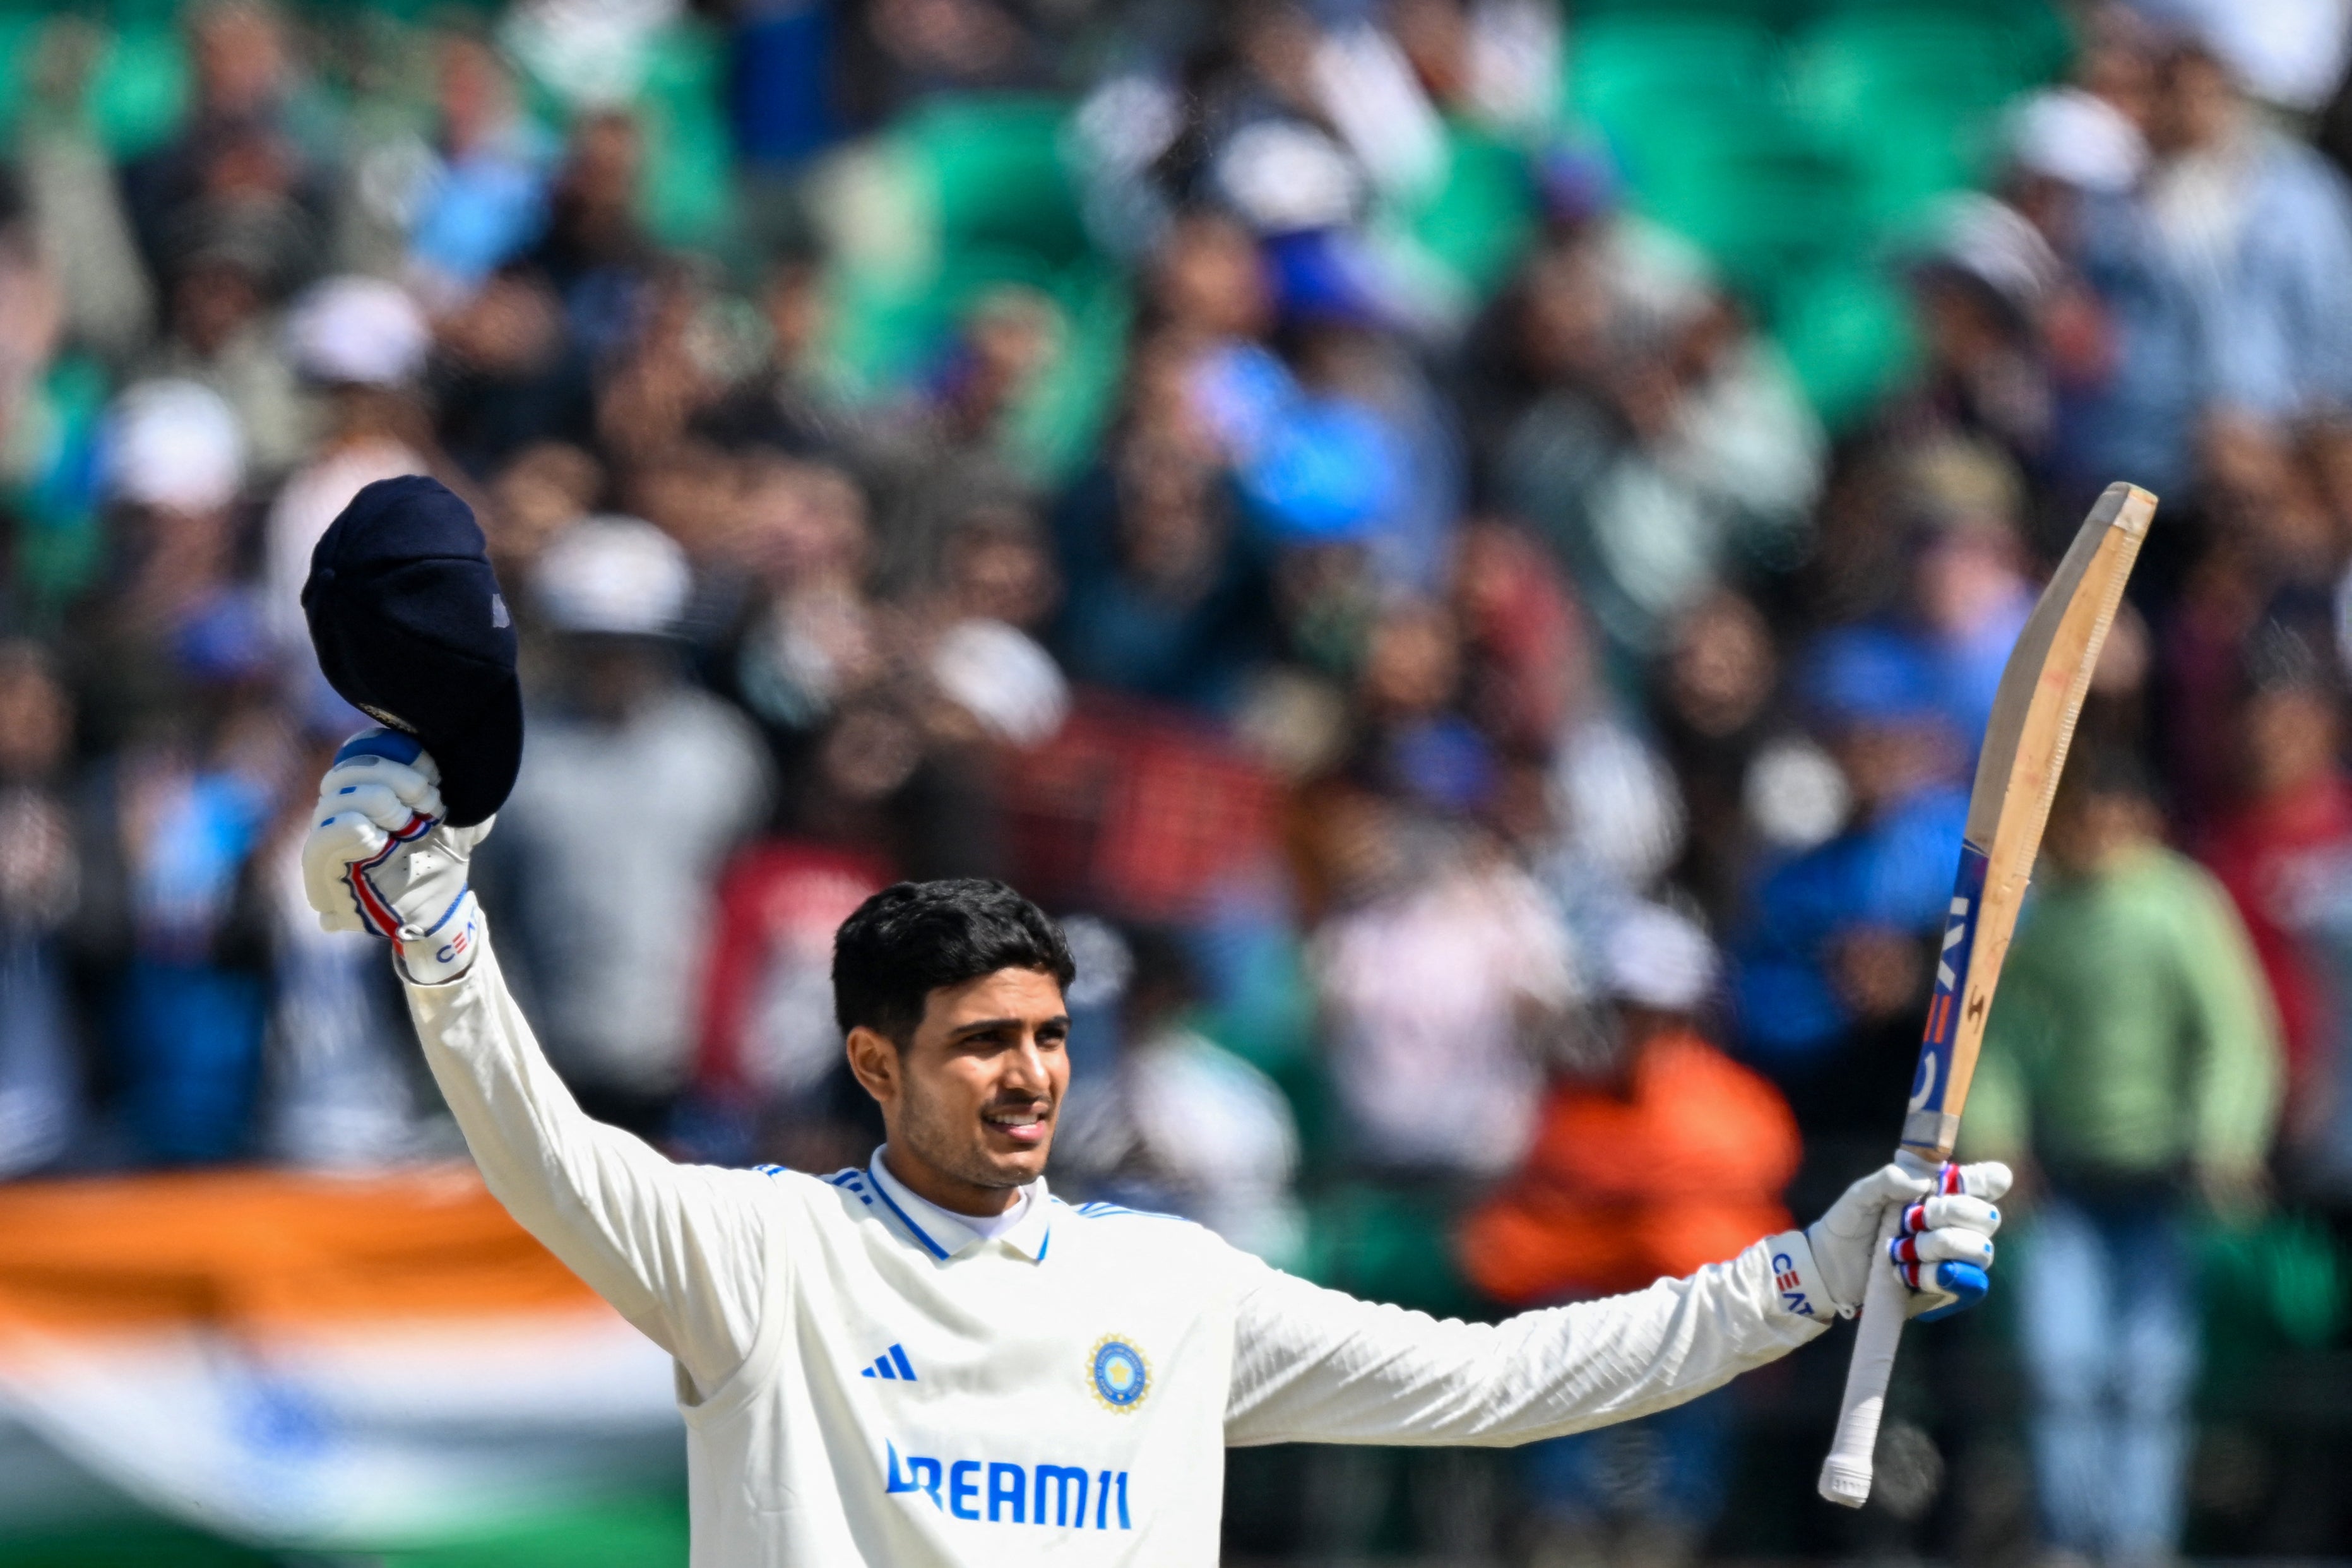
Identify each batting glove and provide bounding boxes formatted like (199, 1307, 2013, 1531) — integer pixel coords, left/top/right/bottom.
(1804, 1160, 2010, 1322)
(300, 728, 489, 985)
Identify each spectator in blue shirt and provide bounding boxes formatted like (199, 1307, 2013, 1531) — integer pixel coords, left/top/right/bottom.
(1734, 626, 1969, 1192)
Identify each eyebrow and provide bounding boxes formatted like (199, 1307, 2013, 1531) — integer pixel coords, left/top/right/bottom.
(949, 1014, 1071, 1042)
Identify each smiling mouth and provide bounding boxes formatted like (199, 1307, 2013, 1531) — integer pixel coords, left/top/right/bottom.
(982, 1107, 1050, 1144)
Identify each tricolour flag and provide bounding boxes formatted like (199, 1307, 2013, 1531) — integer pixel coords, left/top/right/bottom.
(0, 1166, 679, 1550)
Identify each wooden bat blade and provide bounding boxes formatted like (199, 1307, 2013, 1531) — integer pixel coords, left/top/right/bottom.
(1904, 481, 2154, 1161)
(1817, 481, 2156, 1509)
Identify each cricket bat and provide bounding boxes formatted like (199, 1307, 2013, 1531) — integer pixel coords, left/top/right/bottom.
(1816, 480, 2158, 1508)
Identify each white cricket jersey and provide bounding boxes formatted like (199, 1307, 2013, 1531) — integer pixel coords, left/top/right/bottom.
(403, 927, 1837, 1567)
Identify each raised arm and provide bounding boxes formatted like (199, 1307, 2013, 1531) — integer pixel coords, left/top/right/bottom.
(303, 731, 776, 1400)
(1224, 1238, 1822, 1448)
(1226, 1162, 2009, 1448)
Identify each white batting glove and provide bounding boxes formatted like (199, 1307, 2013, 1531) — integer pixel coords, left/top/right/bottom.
(300, 728, 490, 984)
(1804, 1160, 2010, 1322)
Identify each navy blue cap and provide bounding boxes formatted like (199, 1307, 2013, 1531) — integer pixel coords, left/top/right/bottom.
(300, 475, 522, 827)
(1798, 625, 1944, 730)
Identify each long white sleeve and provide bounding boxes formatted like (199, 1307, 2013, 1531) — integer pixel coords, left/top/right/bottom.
(402, 922, 776, 1400)
(1223, 1238, 1827, 1447)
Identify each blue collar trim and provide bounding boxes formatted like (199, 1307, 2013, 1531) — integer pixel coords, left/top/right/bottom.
(866, 1169, 952, 1260)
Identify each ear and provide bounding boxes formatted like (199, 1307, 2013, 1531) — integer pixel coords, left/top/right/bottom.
(844, 1025, 900, 1106)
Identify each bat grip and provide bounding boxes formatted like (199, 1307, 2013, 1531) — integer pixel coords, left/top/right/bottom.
(1817, 1151, 1934, 1507)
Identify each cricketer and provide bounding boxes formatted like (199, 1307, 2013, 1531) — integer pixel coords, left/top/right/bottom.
(302, 732, 2007, 1566)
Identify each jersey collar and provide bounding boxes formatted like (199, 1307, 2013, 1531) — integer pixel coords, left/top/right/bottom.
(867, 1147, 1052, 1264)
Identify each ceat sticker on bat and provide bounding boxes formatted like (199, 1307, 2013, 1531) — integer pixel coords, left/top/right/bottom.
(1904, 841, 1988, 1152)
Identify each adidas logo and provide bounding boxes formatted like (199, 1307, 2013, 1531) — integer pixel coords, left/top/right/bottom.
(860, 1343, 918, 1382)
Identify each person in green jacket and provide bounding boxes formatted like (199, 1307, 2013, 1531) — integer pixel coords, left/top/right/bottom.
(1964, 747, 2281, 1565)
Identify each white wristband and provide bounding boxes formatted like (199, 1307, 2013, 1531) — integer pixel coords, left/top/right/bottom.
(1765, 1230, 1844, 1322)
(394, 889, 484, 987)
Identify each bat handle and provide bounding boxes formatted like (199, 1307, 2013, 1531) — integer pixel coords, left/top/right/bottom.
(1816, 1179, 1920, 1507)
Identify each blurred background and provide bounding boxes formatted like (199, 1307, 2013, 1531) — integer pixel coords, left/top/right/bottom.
(1, 0, 2350, 1563)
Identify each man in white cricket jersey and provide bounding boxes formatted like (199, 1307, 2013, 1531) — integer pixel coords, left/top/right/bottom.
(303, 730, 2009, 1566)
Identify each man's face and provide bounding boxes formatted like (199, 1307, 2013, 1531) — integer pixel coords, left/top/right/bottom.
(2043, 790, 2156, 876)
(854, 968, 1069, 1205)
(1828, 719, 1953, 817)
(2244, 687, 2341, 800)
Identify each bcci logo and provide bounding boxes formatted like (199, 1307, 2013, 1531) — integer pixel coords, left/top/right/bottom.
(1088, 1336, 1150, 1413)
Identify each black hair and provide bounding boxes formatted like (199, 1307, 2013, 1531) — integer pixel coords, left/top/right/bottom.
(832, 879, 1075, 1042)
(2237, 595, 2344, 703)
(1120, 924, 1200, 1027)
(2053, 742, 2163, 815)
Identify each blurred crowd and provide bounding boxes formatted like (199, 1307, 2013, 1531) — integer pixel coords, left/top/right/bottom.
(4, 0, 2352, 1560)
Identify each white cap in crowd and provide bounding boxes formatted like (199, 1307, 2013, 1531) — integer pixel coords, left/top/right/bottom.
(286, 276, 431, 388)
(531, 514, 693, 635)
(1215, 121, 1365, 234)
(105, 379, 247, 514)
(2005, 87, 2147, 194)
(930, 619, 1071, 748)
(1601, 901, 1719, 1014)
(1918, 193, 2065, 323)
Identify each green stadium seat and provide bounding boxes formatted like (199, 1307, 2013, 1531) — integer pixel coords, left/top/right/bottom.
(1565, 16, 1785, 137)
(827, 97, 1105, 444)
(0, 13, 44, 137)
(633, 21, 736, 249)
(816, 95, 1126, 480)
(2197, 1212, 2345, 1394)
(1807, 0, 2074, 81)
(85, 15, 187, 158)
(1295, 1182, 1483, 1319)
(1633, 128, 1864, 290)
(1846, 102, 2000, 228)
(1763, 263, 1916, 429)
(1569, 0, 1812, 28)
(302, 0, 498, 21)
(1401, 121, 1536, 301)
(1794, 14, 2034, 135)
(999, 263, 1132, 484)
(1546, 0, 2069, 431)
(898, 95, 1090, 264)
(1788, 10, 2040, 225)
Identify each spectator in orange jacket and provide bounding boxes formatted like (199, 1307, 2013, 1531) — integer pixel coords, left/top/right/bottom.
(1460, 901, 1800, 1567)
(1461, 906, 1801, 1305)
